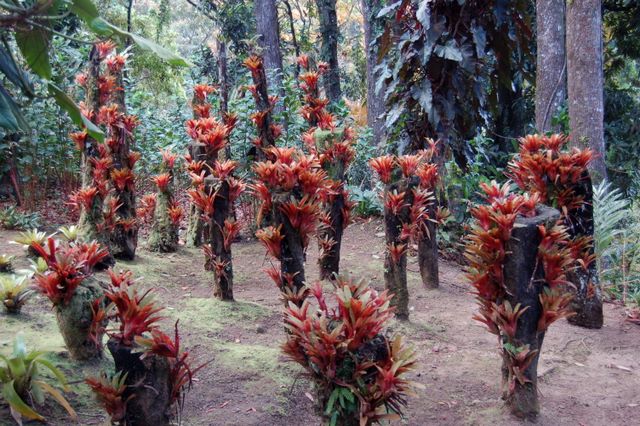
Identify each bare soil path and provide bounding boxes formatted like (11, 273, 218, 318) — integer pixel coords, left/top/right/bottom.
(1, 219, 638, 425)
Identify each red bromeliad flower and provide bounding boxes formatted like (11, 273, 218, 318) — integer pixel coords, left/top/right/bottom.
(85, 372, 128, 423)
(193, 84, 216, 101)
(297, 54, 310, 70)
(70, 131, 88, 151)
(128, 151, 141, 168)
(193, 104, 211, 118)
(212, 160, 237, 180)
(397, 154, 421, 177)
(370, 155, 395, 184)
(222, 220, 241, 251)
(110, 168, 135, 191)
(98, 104, 121, 126)
(69, 186, 99, 211)
(75, 72, 88, 87)
(153, 173, 172, 192)
(95, 40, 116, 59)
(256, 226, 284, 260)
(161, 149, 178, 169)
(227, 177, 246, 203)
(222, 112, 238, 131)
(168, 204, 184, 226)
(106, 285, 163, 345)
(243, 55, 263, 77)
(106, 54, 126, 73)
(299, 72, 319, 92)
(387, 242, 407, 264)
(187, 188, 216, 218)
(385, 191, 409, 216)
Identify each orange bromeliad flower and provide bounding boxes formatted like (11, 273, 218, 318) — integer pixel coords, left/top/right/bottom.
(128, 151, 142, 168)
(153, 173, 172, 192)
(110, 168, 135, 191)
(70, 131, 88, 151)
(161, 149, 178, 169)
(193, 84, 216, 101)
(397, 154, 421, 177)
(243, 55, 263, 77)
(370, 155, 395, 184)
(168, 204, 184, 225)
(95, 40, 116, 59)
(106, 55, 126, 73)
(256, 226, 284, 260)
(69, 187, 99, 211)
(297, 54, 310, 70)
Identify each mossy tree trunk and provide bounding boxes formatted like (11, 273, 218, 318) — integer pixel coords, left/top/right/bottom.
(418, 199, 439, 289)
(318, 159, 347, 281)
(55, 277, 107, 360)
(186, 96, 208, 248)
(78, 46, 114, 270)
(501, 205, 560, 419)
(273, 192, 306, 304)
(108, 65, 137, 260)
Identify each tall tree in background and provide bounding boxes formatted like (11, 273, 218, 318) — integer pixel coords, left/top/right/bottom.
(567, 0, 607, 181)
(361, 0, 385, 146)
(255, 0, 285, 97)
(315, 0, 342, 104)
(535, 0, 566, 133)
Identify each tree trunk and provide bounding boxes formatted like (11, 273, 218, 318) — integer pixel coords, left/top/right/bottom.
(107, 339, 172, 426)
(315, 0, 342, 104)
(254, 0, 285, 103)
(566, 173, 603, 329)
(566, 0, 607, 181)
(273, 193, 306, 305)
(501, 205, 560, 419)
(418, 200, 439, 289)
(78, 47, 114, 269)
(208, 177, 234, 301)
(361, 0, 385, 146)
(382, 179, 413, 320)
(283, 0, 301, 80)
(318, 191, 345, 280)
(108, 64, 138, 260)
(186, 96, 207, 248)
(536, 0, 566, 133)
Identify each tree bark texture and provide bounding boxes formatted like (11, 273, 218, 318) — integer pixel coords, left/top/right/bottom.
(207, 177, 234, 301)
(318, 190, 345, 281)
(418, 200, 439, 289)
(501, 205, 560, 419)
(566, 0, 607, 181)
(273, 193, 306, 304)
(566, 173, 603, 328)
(536, 0, 567, 133)
(78, 47, 114, 270)
(186, 96, 208, 249)
(107, 339, 172, 426)
(315, 0, 342, 104)
(148, 175, 178, 253)
(108, 66, 138, 260)
(361, 0, 386, 146)
(255, 0, 285, 103)
(382, 179, 414, 320)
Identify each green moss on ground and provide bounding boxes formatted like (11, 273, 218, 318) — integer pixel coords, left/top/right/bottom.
(178, 298, 274, 332)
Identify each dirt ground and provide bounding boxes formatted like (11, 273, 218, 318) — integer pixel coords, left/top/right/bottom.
(1, 219, 639, 426)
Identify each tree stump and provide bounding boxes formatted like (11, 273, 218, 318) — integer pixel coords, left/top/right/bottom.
(107, 339, 173, 426)
(501, 205, 560, 419)
(55, 277, 107, 360)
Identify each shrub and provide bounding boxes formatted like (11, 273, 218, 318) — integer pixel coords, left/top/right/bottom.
(282, 276, 419, 425)
(0, 275, 34, 314)
(0, 335, 77, 424)
(0, 206, 40, 230)
(0, 253, 14, 272)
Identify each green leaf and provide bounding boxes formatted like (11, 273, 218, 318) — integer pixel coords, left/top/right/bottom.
(70, 0, 101, 24)
(48, 83, 104, 142)
(0, 85, 27, 131)
(34, 358, 69, 390)
(14, 28, 52, 80)
(325, 388, 339, 415)
(2, 381, 45, 422)
(0, 46, 34, 96)
(35, 380, 77, 421)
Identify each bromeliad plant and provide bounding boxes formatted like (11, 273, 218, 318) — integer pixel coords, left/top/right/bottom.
(185, 93, 246, 300)
(253, 147, 328, 306)
(10, 229, 49, 258)
(297, 54, 356, 280)
(87, 269, 204, 425)
(508, 134, 601, 328)
(466, 181, 575, 417)
(369, 147, 448, 319)
(148, 149, 182, 252)
(282, 276, 420, 425)
(0, 253, 14, 272)
(0, 275, 34, 314)
(185, 83, 217, 248)
(0, 335, 77, 425)
(31, 237, 109, 360)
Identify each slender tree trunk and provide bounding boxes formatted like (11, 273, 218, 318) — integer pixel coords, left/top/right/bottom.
(283, 0, 301, 80)
(217, 38, 229, 115)
(566, 0, 607, 181)
(315, 0, 342, 104)
(254, 0, 285, 104)
(536, 0, 566, 133)
(361, 0, 385, 146)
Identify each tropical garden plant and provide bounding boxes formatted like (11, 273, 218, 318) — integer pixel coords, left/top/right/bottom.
(148, 149, 182, 252)
(0, 274, 34, 314)
(0, 335, 77, 425)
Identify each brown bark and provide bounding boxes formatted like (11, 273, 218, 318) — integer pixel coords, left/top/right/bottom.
(318, 190, 345, 280)
(501, 205, 560, 419)
(566, 173, 603, 328)
(535, 0, 566, 133)
(148, 170, 178, 253)
(273, 193, 306, 303)
(361, 0, 385, 146)
(254, 0, 285, 103)
(418, 201, 439, 289)
(566, 0, 607, 181)
(315, 0, 342, 104)
(382, 179, 413, 320)
(207, 177, 234, 301)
